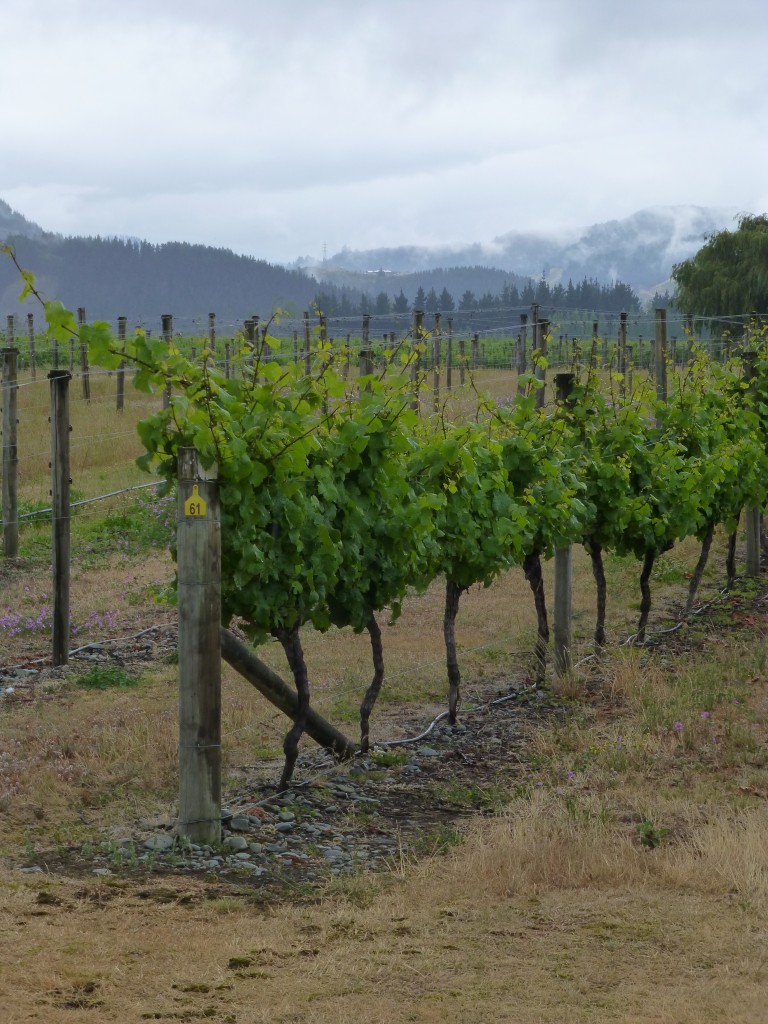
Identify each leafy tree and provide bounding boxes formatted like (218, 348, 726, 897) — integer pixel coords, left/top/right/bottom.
(413, 286, 426, 311)
(673, 215, 768, 318)
(425, 287, 440, 313)
(374, 291, 391, 315)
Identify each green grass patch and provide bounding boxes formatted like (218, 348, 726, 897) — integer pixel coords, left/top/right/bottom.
(75, 666, 142, 691)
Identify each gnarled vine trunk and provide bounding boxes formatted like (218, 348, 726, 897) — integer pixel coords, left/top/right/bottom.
(444, 579, 463, 724)
(523, 552, 549, 682)
(359, 616, 385, 753)
(585, 538, 607, 652)
(726, 528, 737, 588)
(272, 624, 310, 790)
(636, 551, 656, 643)
(685, 523, 715, 618)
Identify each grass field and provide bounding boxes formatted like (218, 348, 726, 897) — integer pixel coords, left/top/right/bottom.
(1, 364, 767, 1022)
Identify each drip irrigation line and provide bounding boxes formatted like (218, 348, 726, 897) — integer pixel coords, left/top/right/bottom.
(11, 480, 164, 524)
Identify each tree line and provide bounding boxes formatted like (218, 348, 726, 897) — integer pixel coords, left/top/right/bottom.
(313, 276, 641, 319)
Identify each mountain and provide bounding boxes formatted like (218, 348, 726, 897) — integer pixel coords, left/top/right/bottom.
(0, 199, 46, 241)
(324, 206, 741, 292)
(0, 230, 320, 326)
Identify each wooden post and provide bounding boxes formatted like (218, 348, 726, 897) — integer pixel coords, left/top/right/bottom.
(685, 313, 694, 364)
(177, 447, 221, 844)
(432, 312, 441, 413)
(2, 345, 19, 558)
(410, 310, 423, 412)
(69, 336, 75, 373)
(446, 317, 453, 392)
(303, 311, 311, 376)
(517, 313, 528, 393)
(116, 316, 126, 412)
(654, 308, 668, 422)
(77, 308, 91, 402)
(742, 352, 762, 577)
(618, 312, 627, 397)
(534, 316, 548, 411)
(459, 333, 466, 387)
(471, 333, 479, 370)
(161, 314, 173, 408)
(208, 312, 216, 361)
(746, 508, 762, 577)
(27, 313, 36, 380)
(360, 314, 373, 379)
(555, 371, 575, 406)
(49, 370, 71, 665)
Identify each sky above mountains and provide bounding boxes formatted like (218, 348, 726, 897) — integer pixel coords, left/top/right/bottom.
(2, 0, 767, 264)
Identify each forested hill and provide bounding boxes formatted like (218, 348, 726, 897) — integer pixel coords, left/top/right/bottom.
(0, 234, 321, 325)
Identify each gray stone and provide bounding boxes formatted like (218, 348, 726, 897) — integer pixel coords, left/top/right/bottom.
(277, 810, 296, 822)
(143, 834, 175, 852)
(19, 866, 43, 874)
(276, 821, 294, 833)
(223, 835, 249, 852)
(417, 746, 441, 757)
(234, 851, 252, 860)
(93, 868, 112, 876)
(229, 815, 252, 832)
(248, 842, 265, 855)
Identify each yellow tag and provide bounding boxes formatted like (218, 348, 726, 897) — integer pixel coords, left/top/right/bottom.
(184, 484, 207, 518)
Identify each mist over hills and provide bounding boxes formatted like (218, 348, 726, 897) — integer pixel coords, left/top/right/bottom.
(0, 199, 743, 324)
(319, 206, 739, 294)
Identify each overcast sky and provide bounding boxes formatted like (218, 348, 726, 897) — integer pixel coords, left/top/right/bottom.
(2, 0, 767, 263)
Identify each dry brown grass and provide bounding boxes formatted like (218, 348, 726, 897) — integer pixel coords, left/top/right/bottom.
(1, 796, 766, 1023)
(2, 369, 768, 1021)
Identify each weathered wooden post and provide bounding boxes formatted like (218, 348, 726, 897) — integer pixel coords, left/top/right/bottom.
(27, 312, 36, 380)
(2, 340, 19, 558)
(410, 309, 423, 412)
(77, 307, 90, 402)
(459, 333, 466, 387)
(161, 314, 173, 408)
(432, 312, 441, 413)
(517, 312, 528, 393)
(685, 313, 694, 365)
(116, 316, 126, 412)
(618, 312, 628, 397)
(742, 352, 762, 577)
(303, 311, 311, 376)
(471, 333, 479, 371)
(534, 312, 548, 411)
(49, 370, 71, 665)
(177, 447, 221, 845)
(208, 312, 216, 362)
(553, 372, 575, 677)
(654, 308, 668, 426)
(360, 314, 373, 380)
(446, 316, 453, 392)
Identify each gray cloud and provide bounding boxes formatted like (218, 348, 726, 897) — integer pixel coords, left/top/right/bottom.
(2, 0, 767, 262)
